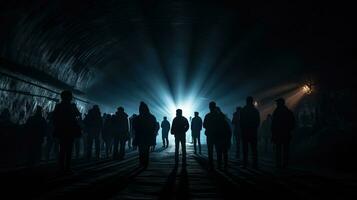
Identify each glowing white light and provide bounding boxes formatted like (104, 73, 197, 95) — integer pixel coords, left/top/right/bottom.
(169, 101, 195, 120)
(254, 101, 259, 107)
(302, 84, 313, 94)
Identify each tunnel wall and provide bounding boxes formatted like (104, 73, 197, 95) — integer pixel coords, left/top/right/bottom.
(0, 1, 104, 121)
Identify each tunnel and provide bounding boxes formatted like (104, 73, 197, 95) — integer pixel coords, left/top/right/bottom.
(0, 1, 356, 199)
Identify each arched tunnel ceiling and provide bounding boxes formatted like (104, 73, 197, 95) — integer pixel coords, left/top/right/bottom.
(1, 0, 355, 116)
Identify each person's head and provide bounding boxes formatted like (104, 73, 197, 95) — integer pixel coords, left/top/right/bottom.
(35, 106, 43, 116)
(246, 96, 254, 105)
(163, 116, 167, 120)
(60, 90, 73, 103)
(275, 98, 285, 107)
(93, 105, 100, 111)
(267, 114, 272, 119)
(194, 112, 199, 117)
(176, 109, 182, 117)
(139, 102, 149, 115)
(209, 101, 216, 112)
(117, 106, 124, 113)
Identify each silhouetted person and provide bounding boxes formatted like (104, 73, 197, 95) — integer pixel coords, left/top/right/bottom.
(161, 117, 170, 148)
(215, 107, 232, 170)
(260, 114, 272, 153)
(171, 109, 189, 167)
(25, 106, 47, 166)
(84, 105, 102, 160)
(232, 107, 242, 158)
(53, 90, 81, 174)
(271, 98, 295, 169)
(102, 114, 113, 158)
(113, 107, 129, 160)
(191, 112, 202, 154)
(240, 96, 260, 168)
(129, 114, 137, 150)
(203, 101, 219, 169)
(133, 102, 157, 168)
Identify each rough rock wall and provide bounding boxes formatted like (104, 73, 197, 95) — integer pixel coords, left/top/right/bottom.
(0, 1, 102, 122)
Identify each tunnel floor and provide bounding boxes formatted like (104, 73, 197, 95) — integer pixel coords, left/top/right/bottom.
(1, 144, 356, 200)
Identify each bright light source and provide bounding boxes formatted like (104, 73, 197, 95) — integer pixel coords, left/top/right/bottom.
(254, 101, 259, 107)
(302, 84, 313, 94)
(169, 101, 195, 119)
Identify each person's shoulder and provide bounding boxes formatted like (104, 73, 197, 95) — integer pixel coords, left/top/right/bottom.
(204, 113, 212, 118)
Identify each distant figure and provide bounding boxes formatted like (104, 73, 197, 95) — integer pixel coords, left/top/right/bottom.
(191, 112, 202, 154)
(232, 107, 242, 158)
(112, 107, 129, 160)
(53, 90, 81, 173)
(240, 96, 260, 168)
(102, 114, 113, 158)
(84, 105, 102, 160)
(215, 107, 232, 170)
(171, 109, 189, 167)
(161, 117, 170, 148)
(203, 101, 219, 169)
(129, 114, 138, 150)
(133, 102, 157, 168)
(260, 114, 272, 153)
(25, 106, 47, 166)
(271, 98, 295, 169)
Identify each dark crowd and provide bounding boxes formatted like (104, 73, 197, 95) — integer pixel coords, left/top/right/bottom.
(0, 90, 295, 174)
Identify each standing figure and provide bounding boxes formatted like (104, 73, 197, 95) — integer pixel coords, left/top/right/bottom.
(132, 102, 157, 168)
(191, 112, 202, 154)
(84, 105, 102, 160)
(271, 98, 295, 169)
(53, 90, 82, 174)
(161, 117, 170, 148)
(112, 107, 129, 160)
(171, 109, 189, 167)
(203, 101, 219, 169)
(240, 96, 260, 168)
(232, 107, 242, 158)
(215, 107, 232, 170)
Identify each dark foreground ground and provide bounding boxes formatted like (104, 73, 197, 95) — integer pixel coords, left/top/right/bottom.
(1, 144, 356, 200)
